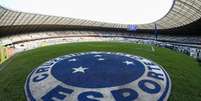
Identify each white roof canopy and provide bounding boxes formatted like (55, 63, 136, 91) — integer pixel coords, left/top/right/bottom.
(0, 0, 174, 24)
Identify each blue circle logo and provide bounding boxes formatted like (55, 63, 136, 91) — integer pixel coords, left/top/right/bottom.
(51, 53, 145, 88)
(25, 52, 171, 101)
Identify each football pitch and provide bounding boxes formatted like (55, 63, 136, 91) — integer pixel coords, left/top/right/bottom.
(0, 42, 201, 101)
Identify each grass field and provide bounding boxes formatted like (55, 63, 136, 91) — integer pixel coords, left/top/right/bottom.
(0, 42, 201, 101)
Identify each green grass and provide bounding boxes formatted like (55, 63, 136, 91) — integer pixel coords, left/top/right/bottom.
(0, 42, 201, 101)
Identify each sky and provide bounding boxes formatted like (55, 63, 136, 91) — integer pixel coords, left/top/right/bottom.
(0, 0, 174, 24)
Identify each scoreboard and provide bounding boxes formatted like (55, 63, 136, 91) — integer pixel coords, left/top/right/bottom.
(127, 24, 137, 31)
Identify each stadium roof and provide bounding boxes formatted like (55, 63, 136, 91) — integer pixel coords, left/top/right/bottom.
(0, 0, 174, 24)
(0, 0, 201, 35)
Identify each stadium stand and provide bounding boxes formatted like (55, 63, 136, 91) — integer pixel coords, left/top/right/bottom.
(0, 31, 201, 62)
(0, 1, 201, 101)
(0, 0, 201, 35)
(0, 0, 201, 63)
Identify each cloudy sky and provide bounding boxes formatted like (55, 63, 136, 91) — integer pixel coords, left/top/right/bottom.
(0, 0, 174, 24)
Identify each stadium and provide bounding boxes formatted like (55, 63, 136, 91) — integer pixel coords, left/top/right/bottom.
(0, 0, 201, 101)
